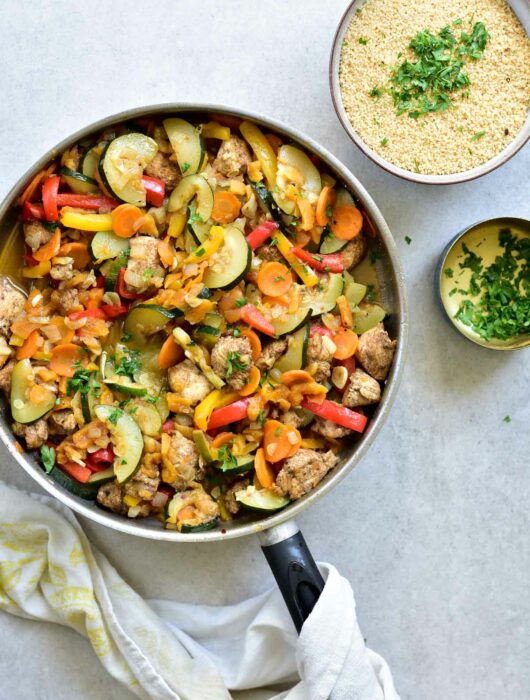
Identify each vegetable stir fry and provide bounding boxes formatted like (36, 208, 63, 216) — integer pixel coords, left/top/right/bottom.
(0, 114, 396, 531)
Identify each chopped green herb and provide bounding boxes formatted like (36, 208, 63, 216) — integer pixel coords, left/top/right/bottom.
(358, 37, 368, 45)
(217, 445, 237, 472)
(453, 18, 462, 26)
(369, 86, 383, 98)
(471, 131, 486, 141)
(405, 236, 412, 245)
(369, 249, 382, 264)
(108, 408, 121, 425)
(503, 415, 511, 423)
(113, 348, 141, 380)
(232, 326, 241, 338)
(366, 284, 376, 302)
(181, 162, 191, 173)
(325, 204, 333, 218)
(413, 158, 421, 173)
(380, 137, 388, 146)
(270, 237, 278, 246)
(274, 427, 281, 437)
(121, 333, 133, 342)
(141, 267, 154, 281)
(235, 297, 247, 308)
(312, 254, 323, 262)
(144, 395, 158, 404)
(43, 221, 59, 232)
(274, 275, 286, 282)
(40, 445, 55, 473)
(444, 268, 454, 278)
(66, 362, 99, 397)
(195, 248, 205, 257)
(257, 410, 267, 426)
(226, 351, 248, 378)
(188, 212, 204, 225)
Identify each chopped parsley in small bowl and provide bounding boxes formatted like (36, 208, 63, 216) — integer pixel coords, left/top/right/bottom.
(437, 217, 530, 349)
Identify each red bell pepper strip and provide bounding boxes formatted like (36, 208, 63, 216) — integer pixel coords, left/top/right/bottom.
(142, 176, 166, 207)
(301, 398, 368, 433)
(69, 308, 107, 321)
(240, 304, 276, 337)
(21, 201, 45, 221)
(95, 275, 105, 288)
(207, 398, 251, 430)
(59, 461, 92, 483)
(162, 419, 175, 434)
(90, 448, 114, 464)
(310, 324, 333, 338)
(117, 268, 144, 300)
(100, 303, 128, 319)
(56, 193, 119, 210)
(246, 221, 279, 250)
(42, 175, 61, 221)
(290, 246, 344, 273)
(23, 253, 39, 266)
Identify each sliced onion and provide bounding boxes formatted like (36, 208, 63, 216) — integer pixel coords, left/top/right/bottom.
(102, 291, 121, 305)
(151, 492, 169, 509)
(65, 316, 87, 330)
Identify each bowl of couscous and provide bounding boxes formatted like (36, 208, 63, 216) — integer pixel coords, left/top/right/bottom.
(330, 0, 530, 184)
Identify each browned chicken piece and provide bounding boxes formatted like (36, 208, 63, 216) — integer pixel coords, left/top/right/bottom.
(168, 359, 213, 406)
(223, 478, 250, 515)
(124, 236, 165, 293)
(341, 233, 367, 269)
(0, 277, 26, 338)
(48, 410, 77, 435)
(343, 368, 381, 407)
(211, 335, 253, 391)
(273, 449, 338, 500)
(23, 221, 52, 252)
(170, 487, 220, 531)
(255, 339, 287, 372)
(50, 289, 81, 315)
(356, 324, 396, 381)
(124, 461, 160, 502)
(311, 417, 352, 439)
(305, 332, 333, 383)
(97, 482, 127, 515)
(50, 259, 74, 281)
(162, 430, 201, 490)
(144, 151, 180, 190)
(278, 409, 306, 429)
(256, 243, 283, 263)
(12, 419, 49, 449)
(212, 135, 252, 177)
(0, 359, 15, 394)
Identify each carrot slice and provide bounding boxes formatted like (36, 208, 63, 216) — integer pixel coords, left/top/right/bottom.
(111, 203, 145, 238)
(158, 237, 176, 268)
(333, 328, 359, 360)
(254, 447, 275, 489)
(263, 419, 294, 463)
(58, 242, 90, 269)
(50, 343, 85, 377)
(280, 369, 314, 386)
(297, 198, 315, 231)
(331, 205, 363, 241)
(211, 432, 236, 449)
(16, 330, 43, 360)
(316, 186, 335, 227)
(239, 328, 261, 361)
(33, 228, 61, 262)
(11, 318, 38, 340)
(239, 366, 261, 397)
(158, 334, 184, 369)
(211, 191, 241, 224)
(336, 295, 353, 328)
(49, 317, 75, 344)
(17, 163, 56, 205)
(257, 261, 292, 297)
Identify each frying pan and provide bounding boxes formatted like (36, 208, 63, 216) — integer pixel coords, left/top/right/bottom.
(0, 104, 408, 631)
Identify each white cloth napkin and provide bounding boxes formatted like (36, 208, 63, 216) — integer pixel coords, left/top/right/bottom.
(0, 481, 400, 700)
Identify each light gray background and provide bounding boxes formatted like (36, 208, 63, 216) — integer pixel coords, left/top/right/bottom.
(0, 1, 529, 699)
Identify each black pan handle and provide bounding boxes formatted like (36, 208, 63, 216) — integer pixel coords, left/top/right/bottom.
(259, 521, 325, 632)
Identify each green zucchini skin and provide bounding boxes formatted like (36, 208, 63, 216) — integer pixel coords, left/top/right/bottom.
(48, 467, 99, 500)
(202, 226, 252, 291)
(180, 519, 219, 533)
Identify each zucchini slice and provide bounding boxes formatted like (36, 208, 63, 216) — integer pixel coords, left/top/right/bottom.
(90, 231, 130, 262)
(79, 373, 99, 423)
(126, 400, 162, 436)
(48, 467, 98, 501)
(163, 118, 205, 175)
(167, 174, 214, 222)
(277, 144, 322, 196)
(81, 144, 105, 179)
(103, 249, 129, 292)
(202, 225, 251, 290)
(187, 201, 212, 244)
(301, 273, 344, 317)
(235, 485, 289, 512)
(87, 467, 115, 486)
(335, 187, 355, 208)
(343, 271, 367, 307)
(320, 230, 349, 255)
(99, 133, 158, 206)
(271, 307, 312, 337)
(100, 351, 147, 397)
(351, 304, 386, 334)
(94, 405, 144, 484)
(215, 454, 254, 476)
(192, 430, 215, 463)
(60, 167, 98, 194)
(165, 492, 218, 532)
(274, 324, 309, 372)
(123, 304, 183, 342)
(180, 521, 219, 534)
(11, 359, 56, 424)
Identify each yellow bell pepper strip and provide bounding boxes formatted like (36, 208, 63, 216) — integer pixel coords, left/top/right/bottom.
(240, 121, 277, 188)
(274, 231, 319, 287)
(185, 226, 225, 264)
(201, 122, 231, 140)
(194, 388, 240, 431)
(60, 207, 113, 231)
(22, 260, 51, 278)
(167, 211, 187, 238)
(172, 327, 225, 389)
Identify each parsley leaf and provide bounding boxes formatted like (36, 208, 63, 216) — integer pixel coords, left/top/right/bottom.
(217, 445, 238, 472)
(358, 37, 368, 45)
(181, 162, 191, 173)
(444, 268, 454, 278)
(40, 445, 55, 473)
(366, 284, 376, 302)
(235, 297, 247, 308)
(257, 410, 267, 426)
(405, 236, 412, 245)
(503, 415, 511, 423)
(471, 131, 486, 141)
(369, 248, 382, 264)
(108, 408, 121, 425)
(226, 351, 248, 378)
(113, 348, 141, 380)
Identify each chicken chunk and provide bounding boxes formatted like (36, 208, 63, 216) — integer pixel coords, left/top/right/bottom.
(343, 368, 381, 407)
(162, 430, 201, 490)
(223, 478, 250, 515)
(273, 449, 338, 500)
(124, 460, 160, 502)
(305, 332, 333, 383)
(341, 233, 367, 269)
(12, 419, 49, 449)
(48, 410, 77, 436)
(50, 289, 80, 315)
(211, 335, 253, 391)
(311, 417, 352, 439)
(144, 152, 180, 190)
(168, 359, 213, 406)
(278, 409, 305, 430)
(0, 277, 26, 338)
(23, 221, 52, 252)
(212, 135, 252, 177)
(356, 324, 396, 381)
(97, 482, 127, 515)
(257, 243, 283, 263)
(50, 259, 74, 281)
(255, 339, 287, 372)
(0, 359, 15, 394)
(124, 236, 165, 293)
(168, 487, 219, 531)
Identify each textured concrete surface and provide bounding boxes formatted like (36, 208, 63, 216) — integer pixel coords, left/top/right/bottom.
(0, 1, 529, 699)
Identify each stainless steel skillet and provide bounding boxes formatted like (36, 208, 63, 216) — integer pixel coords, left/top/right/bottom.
(0, 104, 408, 630)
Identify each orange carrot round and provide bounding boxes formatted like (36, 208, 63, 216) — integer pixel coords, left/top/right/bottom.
(157, 334, 184, 369)
(257, 261, 292, 297)
(111, 204, 145, 238)
(211, 432, 236, 449)
(58, 242, 90, 269)
(239, 328, 261, 361)
(33, 228, 61, 262)
(331, 205, 363, 241)
(263, 419, 298, 463)
(333, 328, 359, 360)
(316, 186, 335, 227)
(280, 369, 314, 386)
(50, 343, 85, 377)
(211, 191, 241, 224)
(254, 447, 275, 489)
(239, 366, 261, 397)
(16, 330, 43, 360)
(158, 238, 176, 268)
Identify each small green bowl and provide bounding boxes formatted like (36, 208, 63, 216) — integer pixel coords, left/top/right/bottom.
(436, 216, 530, 350)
